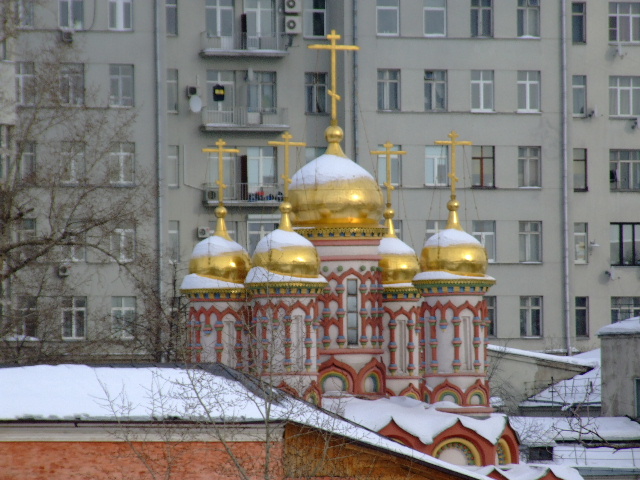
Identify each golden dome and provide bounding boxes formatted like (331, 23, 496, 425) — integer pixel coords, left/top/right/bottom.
(188, 206, 251, 284)
(289, 126, 384, 227)
(378, 208, 420, 284)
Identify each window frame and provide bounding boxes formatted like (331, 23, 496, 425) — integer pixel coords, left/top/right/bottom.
(109, 64, 134, 107)
(517, 0, 540, 38)
(16, 0, 35, 28)
(572, 2, 586, 43)
(573, 148, 587, 191)
(572, 75, 587, 116)
(59, 0, 84, 30)
(574, 222, 588, 264)
(609, 2, 640, 44)
(304, 0, 326, 38)
(470, 0, 492, 38)
(59, 63, 84, 106)
(248, 71, 276, 113)
(471, 145, 495, 188)
(609, 76, 640, 117)
(485, 295, 497, 337)
(60, 141, 85, 185)
(109, 0, 132, 31)
(109, 142, 135, 186)
(425, 145, 449, 187)
(16, 62, 36, 106)
(424, 0, 447, 37)
(167, 145, 179, 188)
(575, 296, 589, 337)
(610, 222, 640, 266)
(377, 69, 401, 112)
(16, 296, 37, 338)
(305, 72, 328, 114)
(610, 149, 640, 191)
(247, 214, 279, 254)
(168, 220, 180, 263)
(111, 296, 136, 339)
(518, 146, 541, 188)
(611, 296, 640, 323)
(377, 0, 400, 36)
(471, 70, 494, 112)
(166, 0, 178, 35)
(520, 295, 542, 337)
(376, 144, 402, 186)
(424, 70, 447, 112)
(472, 220, 496, 262)
(517, 70, 541, 113)
(346, 278, 359, 345)
(519, 221, 542, 263)
(167, 68, 178, 113)
(111, 226, 135, 263)
(61, 296, 87, 340)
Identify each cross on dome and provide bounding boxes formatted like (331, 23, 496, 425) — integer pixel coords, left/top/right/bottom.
(202, 139, 240, 207)
(434, 131, 472, 230)
(268, 131, 306, 201)
(371, 142, 407, 208)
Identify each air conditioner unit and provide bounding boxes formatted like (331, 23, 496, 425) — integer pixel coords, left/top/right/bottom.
(197, 226, 211, 239)
(59, 30, 74, 44)
(57, 264, 71, 278)
(284, 0, 302, 14)
(186, 86, 198, 98)
(203, 187, 218, 205)
(284, 16, 302, 35)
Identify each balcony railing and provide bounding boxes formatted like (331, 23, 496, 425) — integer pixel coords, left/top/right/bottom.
(200, 32, 289, 56)
(202, 107, 288, 131)
(203, 183, 284, 205)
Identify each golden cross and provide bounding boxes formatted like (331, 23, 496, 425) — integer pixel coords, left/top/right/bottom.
(435, 131, 472, 199)
(370, 142, 406, 207)
(308, 30, 359, 127)
(268, 132, 306, 200)
(202, 139, 239, 206)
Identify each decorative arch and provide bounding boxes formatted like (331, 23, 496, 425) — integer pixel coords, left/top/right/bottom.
(463, 380, 491, 407)
(432, 380, 464, 405)
(318, 357, 357, 393)
(399, 383, 421, 400)
(303, 381, 323, 407)
(355, 358, 386, 395)
(496, 438, 512, 465)
(276, 381, 299, 397)
(432, 438, 482, 466)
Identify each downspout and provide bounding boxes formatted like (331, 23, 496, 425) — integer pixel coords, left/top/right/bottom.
(154, 1, 165, 325)
(352, 0, 358, 162)
(560, 0, 572, 355)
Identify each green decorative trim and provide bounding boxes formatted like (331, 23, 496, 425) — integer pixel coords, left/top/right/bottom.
(322, 266, 329, 272)
(359, 265, 366, 271)
(413, 278, 495, 295)
(294, 225, 386, 239)
(337, 265, 343, 272)
(182, 288, 247, 300)
(246, 282, 326, 297)
(381, 287, 421, 300)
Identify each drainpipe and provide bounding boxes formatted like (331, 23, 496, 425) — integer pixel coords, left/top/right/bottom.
(352, 0, 358, 163)
(154, 0, 165, 320)
(560, 0, 572, 356)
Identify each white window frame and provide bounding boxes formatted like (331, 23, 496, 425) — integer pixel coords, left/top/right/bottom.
(517, 0, 540, 38)
(520, 296, 542, 337)
(573, 147, 587, 191)
(59, 0, 84, 29)
(485, 296, 497, 337)
(470, 0, 492, 37)
(59, 63, 84, 106)
(471, 70, 494, 112)
(611, 296, 640, 323)
(109, 142, 135, 186)
(610, 150, 640, 191)
(377, 69, 400, 111)
(609, 2, 640, 43)
(245, 0, 274, 39)
(16, 62, 35, 106)
(17, 0, 35, 27)
(572, 75, 587, 116)
(575, 296, 589, 337)
(206, 0, 234, 38)
(206, 70, 235, 117)
(346, 278, 359, 345)
(109, 0, 132, 31)
(112, 296, 136, 339)
(61, 296, 86, 340)
(376, 0, 399, 36)
(109, 64, 134, 107)
(572, 2, 586, 43)
(60, 142, 85, 185)
(168, 220, 180, 263)
(248, 71, 276, 113)
(166, 0, 178, 35)
(304, 0, 326, 38)
(472, 220, 496, 262)
(424, 70, 447, 112)
(424, 0, 446, 37)
(305, 72, 327, 114)
(425, 145, 448, 186)
(167, 145, 179, 188)
(519, 221, 542, 263)
(609, 76, 640, 117)
(18, 142, 36, 182)
(247, 146, 276, 187)
(517, 70, 541, 113)
(574, 222, 588, 264)
(167, 68, 178, 113)
(63, 234, 86, 263)
(518, 146, 541, 188)
(376, 144, 401, 186)
(111, 226, 135, 263)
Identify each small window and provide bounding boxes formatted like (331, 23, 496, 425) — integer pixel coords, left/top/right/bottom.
(528, 446, 553, 462)
(609, 76, 640, 117)
(572, 75, 587, 116)
(166, 0, 178, 35)
(470, 0, 492, 37)
(519, 221, 542, 263)
(520, 296, 542, 337)
(304, 0, 326, 37)
(517, 70, 541, 113)
(472, 220, 496, 262)
(573, 148, 587, 191)
(376, 144, 402, 186)
(425, 70, 447, 112)
(611, 296, 640, 323)
(517, 0, 540, 37)
(610, 150, 640, 191)
(109, 64, 134, 107)
(574, 222, 588, 264)
(167, 145, 179, 188)
(109, 142, 135, 186)
(424, 0, 446, 36)
(59, 0, 84, 29)
(485, 296, 497, 337)
(167, 69, 178, 113)
(305, 72, 327, 114)
(425, 145, 448, 186)
(610, 223, 640, 266)
(168, 220, 180, 263)
(109, 0, 132, 31)
(346, 279, 359, 345)
(471, 146, 494, 188)
(377, 0, 399, 36)
(59, 63, 84, 106)
(17, 0, 35, 28)
(518, 146, 541, 187)
(377, 69, 400, 111)
(572, 3, 586, 43)
(112, 296, 136, 339)
(471, 70, 494, 112)
(111, 225, 135, 263)
(575, 296, 589, 337)
(61, 296, 87, 340)
(609, 2, 640, 43)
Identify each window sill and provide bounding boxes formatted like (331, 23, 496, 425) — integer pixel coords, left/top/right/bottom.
(520, 336, 543, 339)
(470, 109, 495, 113)
(573, 188, 588, 192)
(377, 109, 401, 113)
(471, 185, 496, 189)
(518, 186, 542, 189)
(62, 337, 86, 341)
(377, 33, 400, 37)
(610, 189, 640, 192)
(424, 34, 446, 38)
(517, 35, 540, 40)
(516, 110, 541, 114)
(519, 261, 542, 265)
(305, 112, 330, 116)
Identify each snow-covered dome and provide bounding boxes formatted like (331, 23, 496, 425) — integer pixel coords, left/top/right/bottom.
(288, 126, 384, 228)
(378, 209, 420, 285)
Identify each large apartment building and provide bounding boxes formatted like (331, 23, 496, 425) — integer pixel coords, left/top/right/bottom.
(2, 0, 638, 360)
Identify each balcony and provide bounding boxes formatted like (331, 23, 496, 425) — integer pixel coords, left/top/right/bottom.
(202, 183, 283, 207)
(200, 32, 289, 57)
(201, 107, 288, 132)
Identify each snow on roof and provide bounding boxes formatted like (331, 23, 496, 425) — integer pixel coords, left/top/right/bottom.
(597, 317, 640, 336)
(469, 464, 584, 480)
(424, 229, 481, 248)
(487, 346, 600, 369)
(553, 444, 640, 468)
(378, 236, 417, 256)
(519, 367, 600, 409)
(290, 153, 374, 188)
(510, 416, 640, 445)
(0, 364, 492, 480)
(253, 228, 315, 254)
(180, 273, 244, 291)
(413, 271, 495, 282)
(191, 235, 247, 259)
(245, 266, 327, 285)
(324, 396, 509, 445)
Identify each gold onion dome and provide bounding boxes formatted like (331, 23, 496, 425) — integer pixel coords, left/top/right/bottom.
(249, 202, 322, 280)
(187, 206, 251, 285)
(419, 200, 489, 277)
(289, 126, 384, 227)
(378, 208, 420, 285)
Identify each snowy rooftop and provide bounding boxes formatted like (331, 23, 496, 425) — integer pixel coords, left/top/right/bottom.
(253, 228, 315, 254)
(424, 229, 481, 248)
(378, 236, 417, 256)
(290, 153, 374, 188)
(488, 346, 600, 369)
(245, 266, 327, 284)
(519, 366, 601, 409)
(190, 235, 247, 259)
(180, 273, 244, 291)
(511, 416, 640, 445)
(0, 364, 494, 480)
(413, 271, 495, 282)
(469, 464, 584, 480)
(597, 316, 640, 336)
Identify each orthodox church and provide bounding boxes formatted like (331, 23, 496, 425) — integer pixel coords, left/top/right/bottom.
(180, 31, 517, 468)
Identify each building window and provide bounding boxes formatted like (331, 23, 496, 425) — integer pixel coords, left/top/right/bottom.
(63, 233, 86, 263)
(59, 63, 84, 106)
(167, 69, 178, 113)
(611, 223, 640, 266)
(109, 142, 135, 186)
(575, 296, 589, 337)
(61, 296, 86, 340)
(206, 0, 234, 38)
(572, 75, 587, 116)
(0, 125, 11, 181)
(207, 70, 235, 117)
(518, 0, 540, 37)
(609, 76, 640, 117)
(168, 220, 180, 263)
(18, 218, 36, 243)
(305, 73, 327, 114)
(471, 70, 493, 112)
(16, 0, 35, 27)
(112, 296, 136, 339)
(610, 150, 640, 191)
(425, 70, 447, 111)
(426, 220, 447, 241)
(572, 3, 586, 43)
(18, 142, 36, 182)
(636, 379, 640, 418)
(247, 146, 276, 191)
(248, 215, 279, 254)
(470, 0, 492, 37)
(573, 148, 587, 191)
(245, 0, 274, 39)
(248, 72, 276, 113)
(485, 296, 496, 337)
(377, 0, 399, 36)
(304, 0, 326, 37)
(166, 0, 178, 35)
(16, 296, 37, 338)
(59, 0, 84, 29)
(425, 145, 448, 186)
(517, 70, 541, 112)
(518, 146, 541, 187)
(305, 147, 325, 163)
(609, 2, 640, 43)
(109, 0, 132, 30)
(377, 69, 400, 111)
(424, 0, 446, 36)
(611, 296, 640, 323)
(472, 220, 496, 262)
(167, 145, 179, 188)
(60, 141, 85, 185)
(111, 226, 135, 263)
(346, 278, 359, 345)
(519, 221, 541, 263)
(471, 145, 495, 188)
(16, 62, 35, 106)
(376, 144, 402, 186)
(520, 296, 542, 337)
(528, 447, 553, 462)
(109, 64, 134, 107)
(574, 222, 588, 264)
